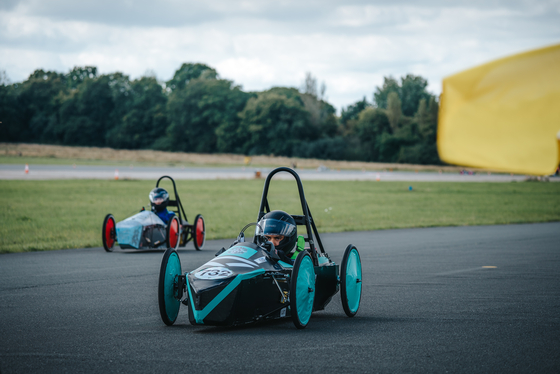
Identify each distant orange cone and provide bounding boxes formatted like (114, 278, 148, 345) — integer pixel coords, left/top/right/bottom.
(114, 169, 119, 180)
(24, 164, 29, 174)
(376, 173, 381, 181)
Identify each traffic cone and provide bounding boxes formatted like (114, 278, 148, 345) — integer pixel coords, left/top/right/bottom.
(114, 169, 119, 180)
(24, 164, 29, 174)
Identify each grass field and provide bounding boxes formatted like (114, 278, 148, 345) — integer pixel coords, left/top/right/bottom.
(1, 179, 559, 253)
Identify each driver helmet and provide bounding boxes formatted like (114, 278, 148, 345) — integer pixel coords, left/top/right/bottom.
(149, 187, 169, 212)
(257, 210, 297, 253)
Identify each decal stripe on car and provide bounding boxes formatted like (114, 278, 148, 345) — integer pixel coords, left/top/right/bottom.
(187, 268, 265, 324)
(203, 261, 223, 267)
(217, 256, 258, 266)
(225, 263, 255, 268)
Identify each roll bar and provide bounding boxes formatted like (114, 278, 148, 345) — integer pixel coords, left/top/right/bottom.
(255, 167, 325, 265)
(156, 175, 188, 225)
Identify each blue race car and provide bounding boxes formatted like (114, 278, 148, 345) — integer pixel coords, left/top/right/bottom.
(158, 167, 362, 329)
(102, 176, 205, 251)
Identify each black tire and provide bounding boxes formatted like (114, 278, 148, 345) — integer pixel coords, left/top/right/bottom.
(290, 250, 316, 329)
(192, 214, 205, 250)
(166, 216, 180, 250)
(158, 248, 182, 326)
(340, 244, 362, 317)
(102, 214, 116, 252)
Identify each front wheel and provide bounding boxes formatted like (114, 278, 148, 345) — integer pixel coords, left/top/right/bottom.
(166, 216, 180, 250)
(192, 214, 205, 250)
(340, 245, 362, 317)
(158, 248, 182, 326)
(290, 250, 315, 329)
(102, 214, 116, 252)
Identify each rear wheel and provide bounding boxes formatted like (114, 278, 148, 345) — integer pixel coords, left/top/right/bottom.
(340, 245, 362, 317)
(158, 248, 182, 326)
(166, 216, 180, 250)
(290, 250, 315, 329)
(102, 214, 116, 252)
(193, 214, 205, 250)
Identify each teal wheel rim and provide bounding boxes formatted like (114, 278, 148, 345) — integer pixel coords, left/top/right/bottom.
(295, 254, 315, 326)
(164, 252, 181, 321)
(345, 248, 362, 314)
(159, 248, 182, 325)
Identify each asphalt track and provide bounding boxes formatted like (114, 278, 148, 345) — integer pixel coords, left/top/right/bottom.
(1, 223, 559, 373)
(2, 163, 557, 182)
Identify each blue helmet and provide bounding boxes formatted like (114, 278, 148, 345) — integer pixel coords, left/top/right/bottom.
(149, 187, 169, 212)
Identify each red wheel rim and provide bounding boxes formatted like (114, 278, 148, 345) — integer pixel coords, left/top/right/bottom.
(105, 217, 115, 248)
(169, 218, 179, 248)
(196, 218, 205, 248)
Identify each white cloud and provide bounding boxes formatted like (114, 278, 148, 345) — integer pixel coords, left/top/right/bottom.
(1, 1, 559, 112)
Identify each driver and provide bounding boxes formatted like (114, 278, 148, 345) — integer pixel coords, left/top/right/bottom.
(149, 187, 175, 224)
(257, 210, 297, 264)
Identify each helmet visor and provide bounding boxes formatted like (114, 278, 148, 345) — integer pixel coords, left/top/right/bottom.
(152, 197, 165, 205)
(149, 189, 169, 204)
(256, 218, 296, 237)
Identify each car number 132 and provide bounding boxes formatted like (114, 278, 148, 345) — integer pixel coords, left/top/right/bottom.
(195, 267, 234, 280)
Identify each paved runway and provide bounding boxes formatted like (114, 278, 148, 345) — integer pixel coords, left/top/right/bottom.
(2, 163, 554, 182)
(1, 223, 559, 373)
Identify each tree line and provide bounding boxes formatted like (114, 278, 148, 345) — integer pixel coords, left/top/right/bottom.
(0, 64, 440, 164)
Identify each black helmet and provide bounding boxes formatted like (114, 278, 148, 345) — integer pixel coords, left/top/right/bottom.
(149, 187, 169, 212)
(257, 210, 297, 253)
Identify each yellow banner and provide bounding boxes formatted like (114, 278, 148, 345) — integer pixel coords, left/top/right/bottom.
(438, 43, 560, 175)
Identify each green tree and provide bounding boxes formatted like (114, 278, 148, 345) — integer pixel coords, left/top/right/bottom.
(302, 72, 318, 97)
(165, 74, 250, 153)
(386, 91, 402, 132)
(354, 108, 391, 162)
(9, 70, 68, 143)
(294, 137, 350, 160)
(236, 91, 311, 156)
(416, 96, 439, 142)
(340, 97, 370, 127)
(373, 76, 399, 109)
(400, 74, 432, 116)
(166, 63, 217, 92)
(106, 76, 168, 149)
(0, 72, 21, 142)
(57, 73, 130, 146)
(400, 96, 440, 164)
(66, 66, 97, 89)
(300, 93, 338, 138)
(267, 87, 305, 104)
(374, 74, 433, 116)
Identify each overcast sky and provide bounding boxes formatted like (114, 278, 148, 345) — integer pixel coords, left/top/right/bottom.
(1, 0, 559, 111)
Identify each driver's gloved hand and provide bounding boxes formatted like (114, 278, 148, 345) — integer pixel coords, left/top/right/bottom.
(263, 241, 281, 261)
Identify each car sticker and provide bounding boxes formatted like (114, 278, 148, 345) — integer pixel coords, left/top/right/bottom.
(217, 256, 258, 267)
(254, 256, 267, 264)
(195, 267, 234, 280)
(226, 263, 254, 268)
(219, 246, 258, 259)
(280, 308, 286, 317)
